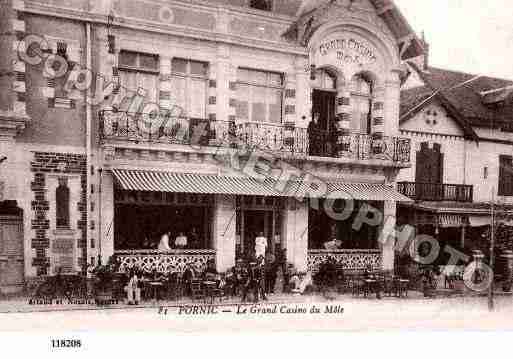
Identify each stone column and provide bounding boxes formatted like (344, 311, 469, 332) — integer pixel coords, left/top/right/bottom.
(159, 56, 172, 111)
(213, 195, 236, 272)
(283, 71, 297, 152)
(335, 85, 351, 156)
(381, 201, 396, 271)
(294, 57, 310, 129)
(99, 170, 114, 265)
(384, 73, 401, 137)
(282, 199, 308, 272)
(371, 86, 385, 140)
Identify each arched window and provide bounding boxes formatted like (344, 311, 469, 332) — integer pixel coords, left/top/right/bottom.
(56, 178, 70, 228)
(350, 74, 373, 134)
(311, 69, 337, 91)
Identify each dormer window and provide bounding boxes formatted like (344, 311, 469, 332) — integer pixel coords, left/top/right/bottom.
(250, 0, 272, 11)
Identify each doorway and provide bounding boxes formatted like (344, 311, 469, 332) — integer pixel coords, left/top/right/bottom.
(241, 210, 274, 260)
(0, 215, 24, 293)
(311, 89, 336, 156)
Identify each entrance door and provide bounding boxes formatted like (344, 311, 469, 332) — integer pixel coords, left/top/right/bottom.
(0, 216, 24, 293)
(312, 89, 336, 133)
(242, 210, 273, 260)
(311, 90, 336, 156)
(415, 142, 444, 200)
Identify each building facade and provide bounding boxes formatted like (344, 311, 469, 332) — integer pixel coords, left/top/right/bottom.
(0, 0, 425, 293)
(397, 62, 513, 267)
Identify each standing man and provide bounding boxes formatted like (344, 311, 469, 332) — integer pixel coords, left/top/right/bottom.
(255, 232, 268, 260)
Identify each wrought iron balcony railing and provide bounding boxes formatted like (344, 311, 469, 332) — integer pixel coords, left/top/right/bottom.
(309, 129, 411, 163)
(397, 182, 474, 202)
(99, 110, 411, 163)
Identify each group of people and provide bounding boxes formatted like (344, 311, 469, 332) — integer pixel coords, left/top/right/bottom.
(225, 255, 278, 303)
(140, 228, 201, 250)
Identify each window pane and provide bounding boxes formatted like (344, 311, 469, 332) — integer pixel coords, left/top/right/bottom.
(237, 68, 251, 83)
(252, 86, 267, 122)
(268, 88, 282, 123)
(325, 73, 336, 90)
(119, 51, 137, 67)
(139, 53, 159, 70)
(171, 76, 187, 113)
(190, 61, 208, 77)
(172, 58, 187, 74)
(190, 79, 206, 118)
(139, 73, 158, 103)
(269, 73, 282, 87)
(236, 83, 250, 120)
(250, 70, 267, 85)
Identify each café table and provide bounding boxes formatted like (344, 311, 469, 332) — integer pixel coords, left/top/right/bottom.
(149, 281, 164, 303)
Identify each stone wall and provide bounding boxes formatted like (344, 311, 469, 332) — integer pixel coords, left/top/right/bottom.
(30, 152, 87, 275)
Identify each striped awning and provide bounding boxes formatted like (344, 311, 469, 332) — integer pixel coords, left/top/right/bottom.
(111, 169, 285, 197)
(290, 181, 413, 202)
(111, 169, 412, 202)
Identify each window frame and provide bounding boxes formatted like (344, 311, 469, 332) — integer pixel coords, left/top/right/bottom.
(56, 178, 70, 229)
(171, 58, 209, 121)
(118, 50, 160, 105)
(236, 67, 284, 125)
(350, 75, 374, 135)
(249, 0, 273, 12)
(499, 155, 513, 196)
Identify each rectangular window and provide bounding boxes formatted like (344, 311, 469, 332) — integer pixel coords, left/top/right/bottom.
(118, 50, 160, 105)
(250, 0, 273, 11)
(499, 155, 513, 196)
(171, 58, 208, 120)
(237, 68, 283, 124)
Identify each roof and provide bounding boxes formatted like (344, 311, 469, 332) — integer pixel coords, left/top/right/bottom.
(284, 0, 424, 59)
(401, 64, 513, 129)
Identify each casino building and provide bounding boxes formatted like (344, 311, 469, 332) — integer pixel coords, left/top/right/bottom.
(0, 0, 428, 292)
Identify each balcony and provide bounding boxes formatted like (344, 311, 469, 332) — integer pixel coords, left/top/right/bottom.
(99, 110, 411, 164)
(397, 182, 474, 203)
(99, 110, 308, 157)
(309, 129, 411, 164)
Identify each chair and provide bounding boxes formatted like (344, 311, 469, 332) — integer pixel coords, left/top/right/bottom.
(190, 279, 204, 301)
(382, 274, 395, 297)
(350, 274, 365, 297)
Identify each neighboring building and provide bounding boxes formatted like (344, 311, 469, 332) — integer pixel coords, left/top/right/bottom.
(397, 61, 513, 264)
(0, 0, 426, 293)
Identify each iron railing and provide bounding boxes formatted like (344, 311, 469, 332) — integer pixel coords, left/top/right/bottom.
(99, 110, 411, 163)
(309, 129, 411, 163)
(397, 182, 474, 202)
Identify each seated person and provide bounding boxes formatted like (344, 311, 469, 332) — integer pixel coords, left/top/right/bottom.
(175, 232, 188, 249)
(324, 238, 342, 251)
(158, 231, 171, 251)
(290, 272, 313, 294)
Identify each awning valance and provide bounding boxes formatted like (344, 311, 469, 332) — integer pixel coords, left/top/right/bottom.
(111, 169, 286, 197)
(111, 169, 412, 202)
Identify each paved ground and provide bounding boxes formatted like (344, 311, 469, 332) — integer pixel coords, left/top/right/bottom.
(1, 292, 513, 331)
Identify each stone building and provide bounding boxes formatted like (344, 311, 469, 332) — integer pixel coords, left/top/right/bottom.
(0, 0, 425, 293)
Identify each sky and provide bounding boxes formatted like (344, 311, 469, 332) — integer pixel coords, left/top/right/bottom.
(394, 0, 513, 80)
